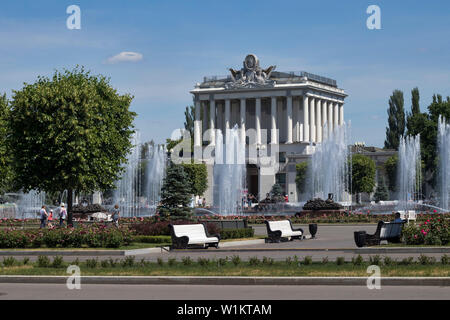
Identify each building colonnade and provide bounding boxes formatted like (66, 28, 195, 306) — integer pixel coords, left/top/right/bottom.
(193, 94, 344, 147)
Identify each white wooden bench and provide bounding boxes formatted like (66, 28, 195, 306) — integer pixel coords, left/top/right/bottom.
(169, 224, 220, 249)
(398, 210, 417, 223)
(265, 220, 304, 243)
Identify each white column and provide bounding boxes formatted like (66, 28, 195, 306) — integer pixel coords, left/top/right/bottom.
(202, 101, 208, 134)
(322, 100, 328, 139)
(240, 98, 246, 144)
(310, 97, 316, 143)
(334, 102, 339, 130)
(327, 100, 333, 133)
(286, 96, 293, 144)
(255, 98, 261, 145)
(225, 99, 231, 131)
(339, 103, 344, 125)
(194, 100, 201, 147)
(209, 99, 215, 146)
(293, 98, 299, 142)
(270, 97, 277, 144)
(316, 99, 322, 143)
(303, 95, 309, 142)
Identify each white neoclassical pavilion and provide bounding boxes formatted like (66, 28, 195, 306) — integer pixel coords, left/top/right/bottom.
(190, 54, 347, 203)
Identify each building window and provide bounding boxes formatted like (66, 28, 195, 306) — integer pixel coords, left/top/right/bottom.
(278, 152, 286, 164)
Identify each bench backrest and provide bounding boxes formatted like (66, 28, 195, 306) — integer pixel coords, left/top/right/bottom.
(172, 224, 208, 239)
(268, 220, 292, 235)
(380, 222, 403, 239)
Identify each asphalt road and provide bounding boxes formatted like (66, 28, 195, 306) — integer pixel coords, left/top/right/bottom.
(0, 283, 448, 300)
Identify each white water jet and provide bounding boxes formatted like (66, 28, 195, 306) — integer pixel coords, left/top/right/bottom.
(145, 144, 167, 213)
(114, 132, 142, 217)
(397, 134, 422, 212)
(18, 190, 46, 219)
(438, 116, 450, 211)
(213, 126, 246, 215)
(309, 122, 351, 202)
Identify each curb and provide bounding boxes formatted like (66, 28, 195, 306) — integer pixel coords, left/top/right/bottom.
(0, 239, 266, 256)
(0, 276, 448, 286)
(169, 247, 450, 254)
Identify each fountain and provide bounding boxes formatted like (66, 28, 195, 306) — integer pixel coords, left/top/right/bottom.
(113, 132, 142, 217)
(438, 116, 450, 211)
(18, 190, 46, 219)
(308, 122, 351, 203)
(145, 144, 167, 213)
(112, 132, 167, 217)
(397, 134, 422, 212)
(213, 126, 246, 215)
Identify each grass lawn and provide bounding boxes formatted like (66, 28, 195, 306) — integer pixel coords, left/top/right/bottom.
(0, 262, 448, 277)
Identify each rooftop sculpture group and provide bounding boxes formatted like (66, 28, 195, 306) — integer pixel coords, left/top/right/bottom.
(225, 54, 276, 89)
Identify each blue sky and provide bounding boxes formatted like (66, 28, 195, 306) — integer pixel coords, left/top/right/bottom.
(1, 0, 450, 146)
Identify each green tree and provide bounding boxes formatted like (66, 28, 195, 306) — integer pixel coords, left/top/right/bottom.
(411, 87, 420, 115)
(271, 183, 284, 197)
(384, 154, 398, 192)
(295, 162, 308, 194)
(184, 105, 195, 140)
(384, 90, 405, 150)
(351, 154, 376, 203)
(8, 67, 136, 224)
(157, 162, 193, 218)
(406, 93, 450, 188)
(182, 163, 208, 196)
(373, 175, 389, 202)
(0, 94, 12, 193)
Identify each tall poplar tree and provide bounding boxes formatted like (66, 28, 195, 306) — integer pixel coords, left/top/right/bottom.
(384, 90, 405, 150)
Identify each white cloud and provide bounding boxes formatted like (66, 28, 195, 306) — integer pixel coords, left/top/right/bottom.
(105, 52, 143, 64)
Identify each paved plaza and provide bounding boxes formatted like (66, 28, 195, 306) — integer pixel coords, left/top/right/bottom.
(1, 224, 448, 262)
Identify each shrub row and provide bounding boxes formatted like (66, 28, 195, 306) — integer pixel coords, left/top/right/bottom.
(220, 228, 254, 240)
(132, 235, 172, 244)
(131, 228, 254, 243)
(0, 225, 133, 248)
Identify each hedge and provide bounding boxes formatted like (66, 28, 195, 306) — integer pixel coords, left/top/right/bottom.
(220, 228, 254, 240)
(132, 235, 171, 244)
(131, 229, 254, 243)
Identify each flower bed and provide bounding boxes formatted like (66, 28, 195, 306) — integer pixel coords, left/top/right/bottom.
(403, 217, 449, 245)
(0, 224, 134, 248)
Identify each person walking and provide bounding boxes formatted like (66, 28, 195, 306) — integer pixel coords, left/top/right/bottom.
(112, 204, 120, 227)
(39, 205, 48, 228)
(48, 210, 54, 227)
(59, 204, 67, 227)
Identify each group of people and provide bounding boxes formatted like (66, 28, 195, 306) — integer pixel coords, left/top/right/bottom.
(39, 204, 67, 228)
(39, 204, 121, 228)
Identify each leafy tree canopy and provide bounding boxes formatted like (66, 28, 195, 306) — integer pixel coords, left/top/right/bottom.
(182, 162, 208, 196)
(0, 94, 12, 194)
(8, 67, 136, 221)
(295, 162, 308, 194)
(351, 154, 376, 195)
